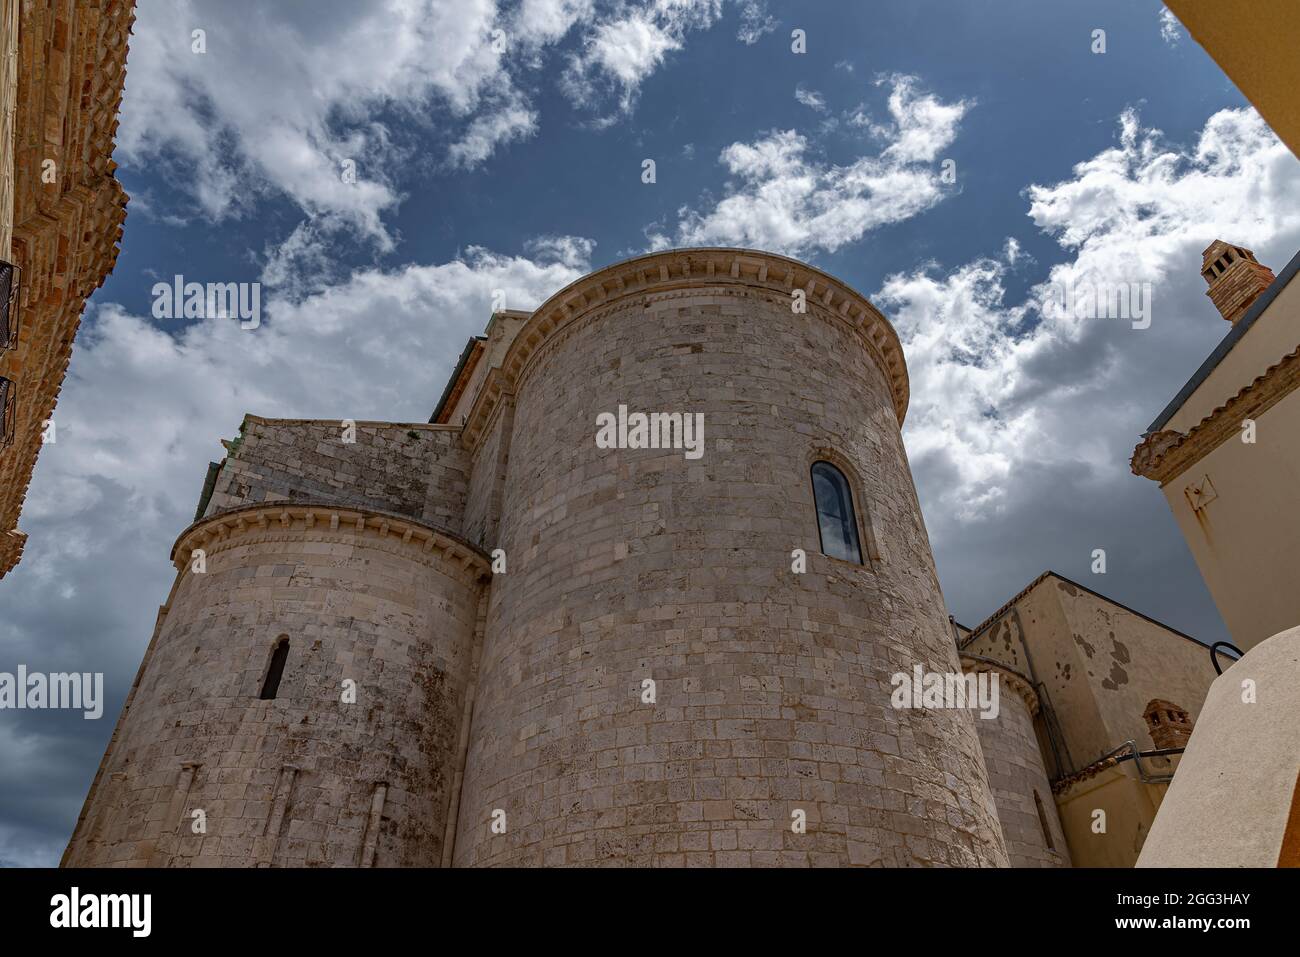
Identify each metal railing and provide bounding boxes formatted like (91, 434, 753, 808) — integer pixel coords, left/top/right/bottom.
(1210, 640, 1243, 675)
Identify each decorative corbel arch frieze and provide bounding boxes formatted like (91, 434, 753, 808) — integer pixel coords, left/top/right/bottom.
(959, 653, 1041, 717)
(170, 502, 491, 585)
(459, 248, 910, 453)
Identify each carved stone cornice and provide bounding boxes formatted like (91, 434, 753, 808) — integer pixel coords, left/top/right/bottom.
(170, 502, 491, 584)
(242, 413, 461, 432)
(1129, 429, 1183, 481)
(1131, 345, 1300, 485)
(959, 653, 1040, 717)
(461, 367, 513, 452)
(460, 248, 908, 453)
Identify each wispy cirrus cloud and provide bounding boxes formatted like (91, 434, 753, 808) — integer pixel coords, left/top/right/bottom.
(1159, 8, 1184, 46)
(562, 0, 727, 119)
(794, 84, 827, 113)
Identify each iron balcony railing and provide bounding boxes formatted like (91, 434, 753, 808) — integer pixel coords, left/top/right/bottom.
(0, 375, 15, 449)
(0, 261, 18, 353)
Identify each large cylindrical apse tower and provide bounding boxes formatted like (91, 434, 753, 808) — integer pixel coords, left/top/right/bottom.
(64, 502, 487, 868)
(453, 249, 1007, 866)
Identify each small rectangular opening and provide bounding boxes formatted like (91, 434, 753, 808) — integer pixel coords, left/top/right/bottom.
(1033, 789, 1056, 851)
(260, 637, 290, 700)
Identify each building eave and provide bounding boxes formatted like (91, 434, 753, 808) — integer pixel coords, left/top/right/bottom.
(962, 569, 1209, 652)
(429, 336, 486, 425)
(1145, 245, 1300, 434)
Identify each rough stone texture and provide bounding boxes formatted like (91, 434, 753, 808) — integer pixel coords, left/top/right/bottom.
(0, 0, 133, 577)
(461, 403, 511, 550)
(204, 415, 470, 532)
(964, 661, 1069, 867)
(63, 504, 487, 867)
(76, 248, 1235, 868)
(961, 571, 1216, 866)
(451, 274, 1007, 867)
(963, 573, 1214, 778)
(0, 0, 16, 258)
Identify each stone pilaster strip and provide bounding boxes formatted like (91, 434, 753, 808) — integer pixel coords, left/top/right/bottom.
(358, 782, 388, 867)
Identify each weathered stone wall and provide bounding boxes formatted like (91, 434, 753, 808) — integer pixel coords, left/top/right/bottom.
(967, 582, 1108, 776)
(964, 661, 1069, 867)
(452, 256, 1007, 867)
(0, 0, 133, 577)
(963, 573, 1219, 866)
(204, 415, 469, 533)
(62, 504, 486, 867)
(967, 575, 1216, 777)
(0, 0, 17, 259)
(461, 402, 511, 550)
(1055, 580, 1215, 755)
(70, 249, 1032, 869)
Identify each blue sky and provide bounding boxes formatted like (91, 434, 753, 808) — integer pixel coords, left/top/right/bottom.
(108, 0, 1258, 312)
(4, 0, 1300, 866)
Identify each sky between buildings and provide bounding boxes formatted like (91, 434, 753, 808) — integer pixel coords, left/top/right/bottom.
(3, 0, 1298, 866)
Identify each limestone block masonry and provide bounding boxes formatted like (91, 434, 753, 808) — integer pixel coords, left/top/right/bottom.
(64, 504, 488, 867)
(961, 656, 1069, 867)
(66, 248, 1009, 867)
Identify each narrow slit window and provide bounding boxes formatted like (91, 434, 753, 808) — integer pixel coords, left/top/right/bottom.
(811, 461, 863, 564)
(1033, 789, 1056, 851)
(260, 636, 290, 700)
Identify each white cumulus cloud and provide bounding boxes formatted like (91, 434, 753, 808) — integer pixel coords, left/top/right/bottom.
(877, 106, 1300, 630)
(121, 0, 761, 239)
(650, 75, 971, 256)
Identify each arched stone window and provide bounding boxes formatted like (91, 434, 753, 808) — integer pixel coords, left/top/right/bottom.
(811, 461, 863, 564)
(260, 636, 290, 700)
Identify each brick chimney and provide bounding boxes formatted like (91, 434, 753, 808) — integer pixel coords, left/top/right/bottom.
(1201, 240, 1275, 325)
(1143, 698, 1194, 750)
